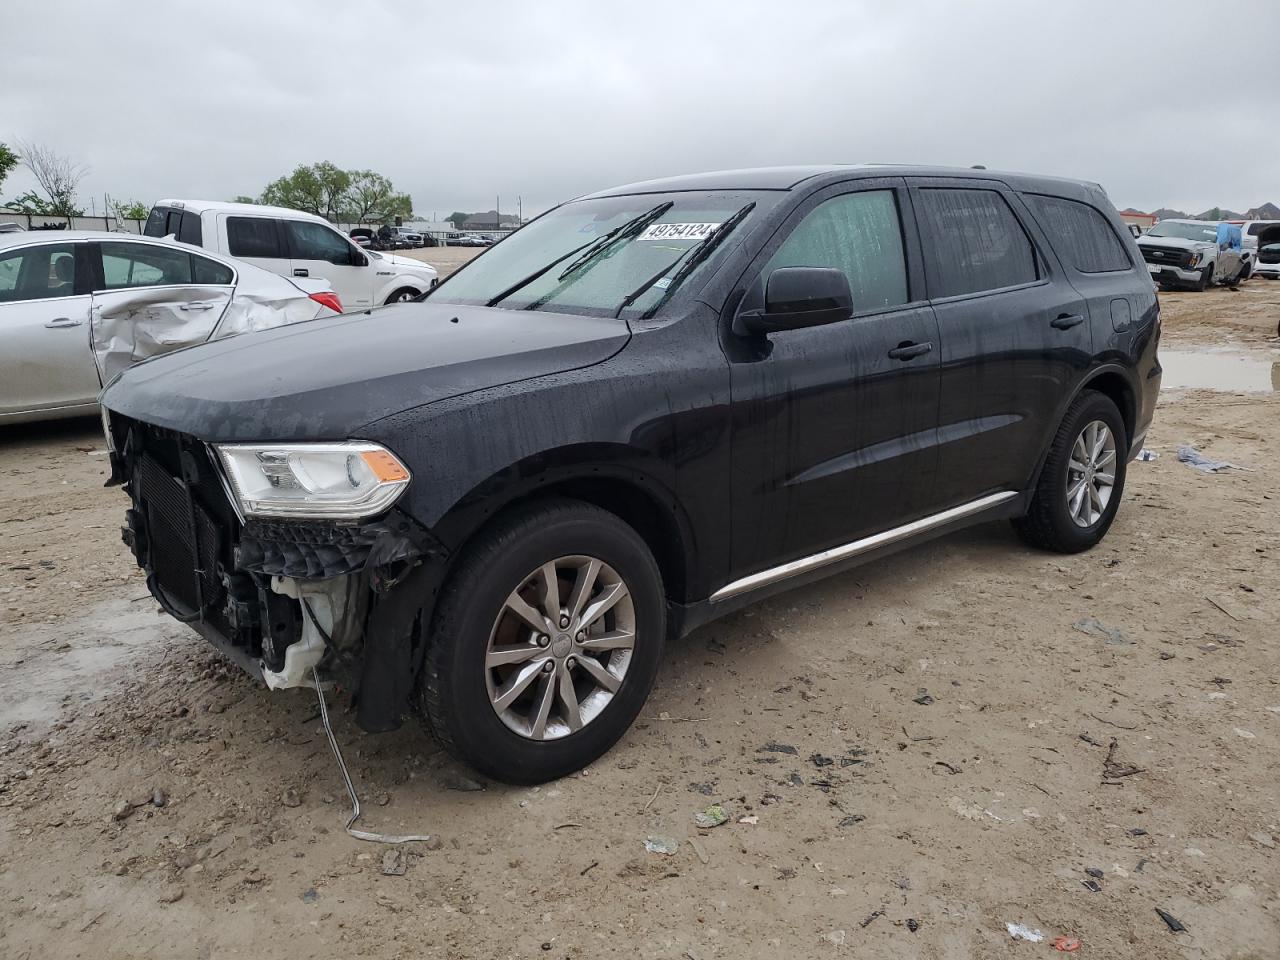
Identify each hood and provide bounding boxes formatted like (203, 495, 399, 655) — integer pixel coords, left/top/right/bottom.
(378, 252, 437, 275)
(102, 301, 630, 442)
(1138, 235, 1210, 252)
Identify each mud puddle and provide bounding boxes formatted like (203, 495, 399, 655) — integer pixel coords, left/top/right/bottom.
(0, 597, 183, 729)
(1159, 347, 1279, 392)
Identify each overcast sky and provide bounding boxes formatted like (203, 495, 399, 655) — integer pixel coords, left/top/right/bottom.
(3, 0, 1278, 219)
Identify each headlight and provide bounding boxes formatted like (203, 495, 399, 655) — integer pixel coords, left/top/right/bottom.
(1187, 252, 1200, 267)
(213, 442, 410, 520)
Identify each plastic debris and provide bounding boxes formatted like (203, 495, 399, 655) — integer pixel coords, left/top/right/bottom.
(1085, 867, 1104, 879)
(644, 836, 679, 855)
(1053, 936, 1082, 952)
(1006, 923, 1045, 943)
(906, 919, 920, 933)
(913, 688, 935, 705)
(757, 742, 798, 756)
(1155, 907, 1187, 933)
(693, 804, 728, 828)
(838, 815, 865, 828)
(809, 754, 834, 767)
(738, 815, 759, 825)
(1177, 445, 1244, 473)
(1081, 879, 1103, 893)
(1136, 448, 1159, 461)
(860, 909, 884, 928)
(1073, 617, 1131, 645)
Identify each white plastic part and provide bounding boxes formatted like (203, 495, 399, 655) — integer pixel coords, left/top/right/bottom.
(261, 576, 337, 690)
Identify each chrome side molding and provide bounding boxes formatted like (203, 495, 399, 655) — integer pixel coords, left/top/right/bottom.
(709, 491, 1018, 602)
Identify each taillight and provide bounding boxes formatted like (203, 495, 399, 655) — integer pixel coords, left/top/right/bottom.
(310, 291, 343, 314)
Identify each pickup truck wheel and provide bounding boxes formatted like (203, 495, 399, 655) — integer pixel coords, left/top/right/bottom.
(1192, 264, 1212, 292)
(385, 287, 420, 305)
(419, 499, 665, 784)
(1013, 391, 1128, 554)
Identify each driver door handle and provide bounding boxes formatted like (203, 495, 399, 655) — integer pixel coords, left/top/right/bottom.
(887, 341, 933, 361)
(179, 301, 215, 312)
(44, 317, 84, 328)
(293, 268, 309, 277)
(1051, 313, 1085, 330)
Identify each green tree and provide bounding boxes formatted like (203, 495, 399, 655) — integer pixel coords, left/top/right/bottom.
(0, 143, 18, 195)
(5, 190, 56, 215)
(447, 211, 469, 229)
(344, 170, 413, 224)
(231, 195, 257, 204)
(14, 139, 85, 216)
(113, 199, 149, 221)
(260, 161, 351, 221)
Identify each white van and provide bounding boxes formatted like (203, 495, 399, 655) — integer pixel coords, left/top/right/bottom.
(144, 200, 438, 310)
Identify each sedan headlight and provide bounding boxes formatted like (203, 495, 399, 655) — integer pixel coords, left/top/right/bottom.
(214, 442, 410, 520)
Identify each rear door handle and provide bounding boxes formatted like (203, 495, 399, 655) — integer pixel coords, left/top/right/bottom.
(179, 301, 215, 312)
(44, 317, 84, 328)
(293, 268, 309, 277)
(887, 341, 933, 361)
(1051, 313, 1085, 330)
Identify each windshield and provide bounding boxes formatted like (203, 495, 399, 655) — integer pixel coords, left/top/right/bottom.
(428, 190, 776, 317)
(1147, 221, 1218, 242)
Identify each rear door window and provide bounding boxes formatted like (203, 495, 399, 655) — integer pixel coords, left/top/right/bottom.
(285, 220, 354, 265)
(915, 188, 1039, 298)
(227, 217, 286, 259)
(142, 207, 169, 238)
(100, 242, 193, 288)
(764, 189, 909, 312)
(178, 211, 203, 247)
(1026, 195, 1131, 273)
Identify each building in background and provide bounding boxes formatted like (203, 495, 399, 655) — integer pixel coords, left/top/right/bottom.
(1119, 208, 1158, 233)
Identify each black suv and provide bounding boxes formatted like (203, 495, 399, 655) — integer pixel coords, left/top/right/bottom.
(101, 166, 1161, 783)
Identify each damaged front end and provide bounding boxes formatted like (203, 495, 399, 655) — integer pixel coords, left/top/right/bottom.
(106, 412, 447, 732)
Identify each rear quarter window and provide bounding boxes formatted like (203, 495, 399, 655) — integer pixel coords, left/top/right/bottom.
(1026, 195, 1132, 273)
(915, 187, 1040, 298)
(143, 207, 170, 238)
(178, 211, 203, 247)
(227, 217, 285, 259)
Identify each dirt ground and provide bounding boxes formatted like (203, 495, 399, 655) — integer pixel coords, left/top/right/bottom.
(1, 280, 1278, 960)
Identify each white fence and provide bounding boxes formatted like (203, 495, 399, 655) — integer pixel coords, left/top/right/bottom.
(0, 210, 146, 234)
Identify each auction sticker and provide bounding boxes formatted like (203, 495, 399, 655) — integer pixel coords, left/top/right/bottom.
(639, 222, 721, 241)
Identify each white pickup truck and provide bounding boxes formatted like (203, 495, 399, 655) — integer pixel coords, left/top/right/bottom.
(144, 200, 438, 311)
(1136, 219, 1248, 291)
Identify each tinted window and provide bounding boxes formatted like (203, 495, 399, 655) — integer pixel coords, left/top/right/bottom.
(227, 217, 285, 259)
(192, 254, 234, 285)
(101, 242, 193, 288)
(286, 220, 354, 265)
(1027, 195, 1131, 273)
(765, 190, 908, 312)
(0, 243, 78, 302)
(143, 207, 168, 238)
(178, 211, 203, 247)
(916, 188, 1039, 298)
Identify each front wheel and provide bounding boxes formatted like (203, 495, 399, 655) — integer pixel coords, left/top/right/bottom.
(419, 499, 665, 784)
(385, 287, 420, 304)
(1192, 264, 1213, 292)
(1014, 391, 1128, 553)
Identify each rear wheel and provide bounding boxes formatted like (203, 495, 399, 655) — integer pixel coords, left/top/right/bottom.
(419, 499, 665, 784)
(1014, 391, 1127, 553)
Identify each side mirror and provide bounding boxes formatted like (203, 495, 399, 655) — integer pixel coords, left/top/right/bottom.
(735, 266, 854, 335)
(350, 250, 368, 267)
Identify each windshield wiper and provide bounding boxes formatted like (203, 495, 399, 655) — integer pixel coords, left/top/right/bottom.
(613, 202, 756, 319)
(483, 201, 673, 309)
(555, 201, 673, 284)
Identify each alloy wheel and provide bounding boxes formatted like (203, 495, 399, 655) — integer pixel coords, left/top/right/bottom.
(484, 556, 636, 740)
(1066, 420, 1117, 528)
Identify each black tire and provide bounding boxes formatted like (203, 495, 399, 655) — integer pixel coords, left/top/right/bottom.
(1014, 391, 1128, 554)
(1192, 264, 1212, 292)
(419, 498, 665, 784)
(384, 287, 419, 305)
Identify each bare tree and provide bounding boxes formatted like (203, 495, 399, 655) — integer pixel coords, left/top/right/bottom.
(16, 139, 87, 217)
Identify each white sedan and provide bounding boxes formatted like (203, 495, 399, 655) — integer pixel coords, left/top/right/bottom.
(0, 231, 342, 425)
